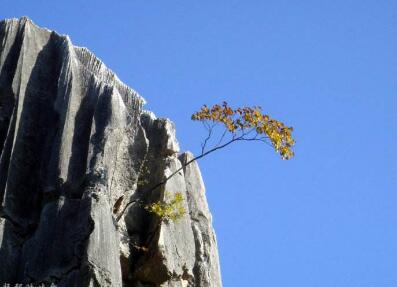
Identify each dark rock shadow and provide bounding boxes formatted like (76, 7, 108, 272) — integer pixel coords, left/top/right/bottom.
(0, 31, 94, 285)
(66, 76, 101, 198)
(0, 29, 62, 284)
(0, 19, 24, 204)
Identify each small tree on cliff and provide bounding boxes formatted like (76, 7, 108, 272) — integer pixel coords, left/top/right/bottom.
(116, 102, 295, 222)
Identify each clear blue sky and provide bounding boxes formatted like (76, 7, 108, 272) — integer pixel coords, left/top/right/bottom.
(2, 1, 397, 286)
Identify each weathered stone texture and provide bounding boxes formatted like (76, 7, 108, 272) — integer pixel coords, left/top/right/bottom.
(0, 17, 222, 287)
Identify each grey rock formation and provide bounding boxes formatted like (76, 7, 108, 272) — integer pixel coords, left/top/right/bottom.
(0, 17, 222, 287)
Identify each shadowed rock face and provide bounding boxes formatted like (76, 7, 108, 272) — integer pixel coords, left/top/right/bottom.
(0, 17, 222, 287)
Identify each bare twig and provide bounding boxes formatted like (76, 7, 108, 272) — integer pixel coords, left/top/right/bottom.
(201, 121, 214, 154)
(215, 128, 228, 148)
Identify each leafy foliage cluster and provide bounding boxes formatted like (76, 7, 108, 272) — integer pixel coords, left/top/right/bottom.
(145, 192, 186, 222)
(191, 102, 295, 159)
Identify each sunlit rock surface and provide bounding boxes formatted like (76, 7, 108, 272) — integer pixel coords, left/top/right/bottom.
(0, 17, 222, 287)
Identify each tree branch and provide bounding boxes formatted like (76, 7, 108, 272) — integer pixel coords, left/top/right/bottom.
(116, 135, 243, 222)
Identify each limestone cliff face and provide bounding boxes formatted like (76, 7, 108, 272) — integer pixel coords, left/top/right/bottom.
(0, 17, 222, 287)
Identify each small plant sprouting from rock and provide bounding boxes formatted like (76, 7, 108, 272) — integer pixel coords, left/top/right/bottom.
(136, 156, 186, 222)
(145, 192, 186, 222)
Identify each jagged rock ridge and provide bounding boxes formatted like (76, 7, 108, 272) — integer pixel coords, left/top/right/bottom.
(0, 17, 222, 287)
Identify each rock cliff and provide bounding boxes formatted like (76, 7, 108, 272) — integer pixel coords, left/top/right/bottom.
(0, 17, 222, 287)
